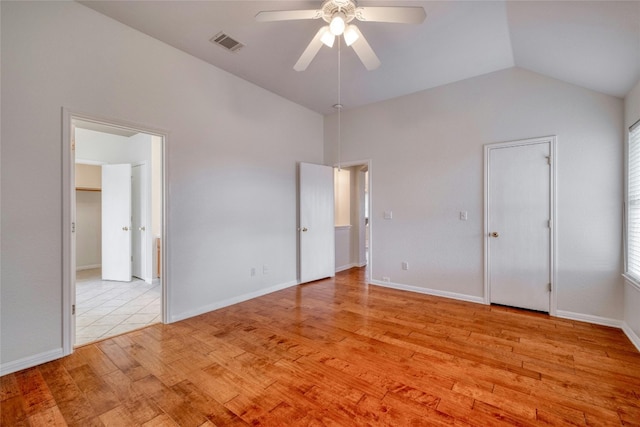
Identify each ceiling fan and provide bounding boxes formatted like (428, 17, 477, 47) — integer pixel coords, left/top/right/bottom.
(256, 0, 426, 71)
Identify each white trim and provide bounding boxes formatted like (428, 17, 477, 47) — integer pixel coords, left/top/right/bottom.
(335, 225, 352, 230)
(556, 310, 623, 328)
(62, 108, 170, 359)
(622, 322, 640, 352)
(0, 348, 64, 376)
(62, 108, 74, 356)
(366, 281, 631, 343)
(170, 280, 299, 323)
(484, 136, 557, 314)
(76, 264, 101, 271)
(370, 279, 485, 305)
(336, 262, 358, 273)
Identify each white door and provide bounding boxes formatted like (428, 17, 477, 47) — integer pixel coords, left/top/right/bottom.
(102, 164, 132, 282)
(132, 164, 145, 280)
(487, 140, 552, 312)
(299, 162, 335, 283)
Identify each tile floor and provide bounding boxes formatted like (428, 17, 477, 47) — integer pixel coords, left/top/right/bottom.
(75, 268, 161, 346)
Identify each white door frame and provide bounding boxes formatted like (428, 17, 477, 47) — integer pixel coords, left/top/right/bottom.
(333, 159, 373, 276)
(484, 136, 557, 315)
(62, 108, 169, 355)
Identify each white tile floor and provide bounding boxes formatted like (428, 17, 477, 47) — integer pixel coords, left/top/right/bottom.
(75, 268, 161, 346)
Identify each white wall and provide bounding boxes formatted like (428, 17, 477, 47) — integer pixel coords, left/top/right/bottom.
(624, 79, 640, 344)
(325, 67, 624, 321)
(0, 1, 323, 373)
(75, 190, 102, 269)
(75, 164, 102, 269)
(76, 128, 150, 164)
(334, 168, 351, 226)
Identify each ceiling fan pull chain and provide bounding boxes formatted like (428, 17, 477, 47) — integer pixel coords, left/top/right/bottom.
(337, 38, 342, 171)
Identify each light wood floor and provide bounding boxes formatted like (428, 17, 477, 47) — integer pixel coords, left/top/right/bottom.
(2, 268, 640, 426)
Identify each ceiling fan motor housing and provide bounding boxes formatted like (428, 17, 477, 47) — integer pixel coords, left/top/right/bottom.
(321, 0, 357, 23)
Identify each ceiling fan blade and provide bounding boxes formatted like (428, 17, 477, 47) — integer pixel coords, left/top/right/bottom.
(349, 26, 381, 71)
(355, 6, 426, 24)
(255, 9, 322, 22)
(294, 26, 329, 71)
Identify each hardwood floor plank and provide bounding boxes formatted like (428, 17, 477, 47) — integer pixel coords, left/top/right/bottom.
(148, 387, 209, 427)
(1, 395, 29, 426)
(2, 267, 639, 426)
(98, 404, 139, 427)
(0, 373, 21, 401)
(170, 379, 250, 426)
(27, 405, 68, 427)
(121, 398, 164, 426)
(534, 408, 585, 426)
(140, 413, 179, 426)
(73, 346, 118, 377)
(14, 367, 56, 416)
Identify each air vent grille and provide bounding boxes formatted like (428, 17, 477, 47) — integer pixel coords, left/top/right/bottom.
(210, 32, 244, 52)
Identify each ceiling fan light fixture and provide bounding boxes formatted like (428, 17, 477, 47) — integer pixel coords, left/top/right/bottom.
(329, 12, 346, 36)
(343, 25, 359, 46)
(320, 28, 335, 47)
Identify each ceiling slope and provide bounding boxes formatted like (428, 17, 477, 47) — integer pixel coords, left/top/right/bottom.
(79, 1, 640, 114)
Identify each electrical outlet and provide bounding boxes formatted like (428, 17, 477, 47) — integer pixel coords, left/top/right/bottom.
(250, 267, 256, 277)
(382, 276, 391, 283)
(459, 211, 468, 221)
(401, 261, 409, 270)
(383, 211, 393, 220)
(263, 265, 269, 275)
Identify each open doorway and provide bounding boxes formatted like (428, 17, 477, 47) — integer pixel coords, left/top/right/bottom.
(67, 116, 165, 347)
(334, 161, 371, 279)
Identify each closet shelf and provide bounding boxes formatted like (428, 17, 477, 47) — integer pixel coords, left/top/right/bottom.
(76, 187, 101, 192)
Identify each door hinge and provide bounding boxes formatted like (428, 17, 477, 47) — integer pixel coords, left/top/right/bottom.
(547, 219, 552, 228)
(547, 283, 552, 292)
(545, 156, 551, 165)
(72, 304, 76, 315)
(71, 222, 76, 233)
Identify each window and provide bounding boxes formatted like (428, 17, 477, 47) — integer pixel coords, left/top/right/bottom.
(626, 119, 640, 282)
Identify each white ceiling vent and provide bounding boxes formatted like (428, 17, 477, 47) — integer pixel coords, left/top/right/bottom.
(210, 32, 244, 53)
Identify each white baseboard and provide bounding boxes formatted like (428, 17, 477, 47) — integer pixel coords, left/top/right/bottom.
(76, 264, 101, 271)
(0, 348, 64, 376)
(335, 263, 358, 273)
(369, 279, 485, 305)
(556, 311, 640, 352)
(555, 310, 623, 328)
(622, 322, 640, 352)
(170, 280, 299, 323)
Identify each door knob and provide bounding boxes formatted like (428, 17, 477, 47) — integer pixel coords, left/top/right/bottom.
(490, 232, 499, 238)
(139, 226, 146, 231)
(122, 226, 129, 231)
(299, 227, 308, 232)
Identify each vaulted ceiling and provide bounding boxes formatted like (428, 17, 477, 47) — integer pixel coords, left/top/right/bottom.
(80, 1, 640, 115)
